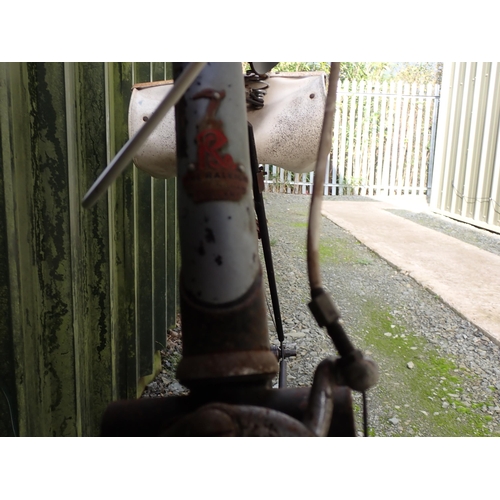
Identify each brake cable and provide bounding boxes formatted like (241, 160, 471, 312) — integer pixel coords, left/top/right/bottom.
(248, 121, 290, 388)
(306, 62, 378, 435)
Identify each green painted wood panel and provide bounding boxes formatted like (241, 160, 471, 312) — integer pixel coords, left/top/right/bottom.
(106, 62, 138, 402)
(166, 177, 178, 329)
(133, 63, 155, 380)
(1, 62, 78, 436)
(65, 62, 114, 436)
(135, 166, 154, 378)
(0, 61, 178, 436)
(153, 178, 167, 350)
(0, 92, 19, 437)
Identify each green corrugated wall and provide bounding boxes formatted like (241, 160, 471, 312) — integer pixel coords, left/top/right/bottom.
(0, 62, 178, 437)
(430, 62, 500, 233)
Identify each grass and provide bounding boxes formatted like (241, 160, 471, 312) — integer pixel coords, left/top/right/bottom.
(319, 239, 374, 267)
(286, 220, 373, 267)
(357, 300, 496, 436)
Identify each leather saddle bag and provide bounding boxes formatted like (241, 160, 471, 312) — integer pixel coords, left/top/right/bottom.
(128, 71, 327, 178)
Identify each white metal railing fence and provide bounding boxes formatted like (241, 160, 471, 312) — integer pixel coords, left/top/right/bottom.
(264, 79, 441, 196)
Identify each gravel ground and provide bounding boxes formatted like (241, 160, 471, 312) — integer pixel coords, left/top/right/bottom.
(143, 193, 500, 437)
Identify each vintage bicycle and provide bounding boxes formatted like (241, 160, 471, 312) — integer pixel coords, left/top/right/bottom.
(83, 62, 378, 436)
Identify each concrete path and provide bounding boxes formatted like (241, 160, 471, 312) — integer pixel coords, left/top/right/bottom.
(321, 199, 500, 345)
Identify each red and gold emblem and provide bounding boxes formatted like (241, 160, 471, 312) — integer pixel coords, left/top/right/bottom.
(183, 89, 249, 203)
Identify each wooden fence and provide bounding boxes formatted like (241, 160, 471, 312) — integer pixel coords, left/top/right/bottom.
(0, 62, 179, 437)
(264, 80, 441, 196)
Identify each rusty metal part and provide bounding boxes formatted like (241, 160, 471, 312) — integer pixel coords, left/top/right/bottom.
(308, 287, 342, 328)
(330, 348, 379, 393)
(245, 72, 269, 110)
(303, 359, 336, 437)
(279, 360, 288, 389)
(303, 356, 377, 436)
(101, 357, 360, 437)
(176, 272, 279, 387)
(363, 390, 369, 437)
(162, 402, 314, 437)
(257, 167, 266, 193)
(174, 63, 260, 305)
(308, 289, 378, 393)
(302, 355, 376, 436)
(177, 351, 277, 384)
(302, 357, 356, 436)
(100, 385, 355, 437)
(303, 358, 378, 436)
(270, 345, 297, 360)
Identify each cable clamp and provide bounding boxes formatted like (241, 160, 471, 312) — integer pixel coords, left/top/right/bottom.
(308, 289, 340, 327)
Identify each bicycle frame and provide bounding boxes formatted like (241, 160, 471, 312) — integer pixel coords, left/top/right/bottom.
(173, 63, 278, 387)
(95, 62, 377, 436)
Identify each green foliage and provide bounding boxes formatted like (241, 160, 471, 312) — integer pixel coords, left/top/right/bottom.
(342, 176, 365, 195)
(275, 61, 377, 80)
(274, 61, 389, 80)
(273, 62, 331, 73)
(340, 62, 392, 82)
(271, 62, 442, 85)
(391, 62, 443, 85)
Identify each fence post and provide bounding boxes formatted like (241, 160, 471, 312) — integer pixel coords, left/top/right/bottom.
(427, 87, 441, 203)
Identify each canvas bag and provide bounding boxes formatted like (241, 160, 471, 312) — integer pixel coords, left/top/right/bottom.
(128, 71, 327, 178)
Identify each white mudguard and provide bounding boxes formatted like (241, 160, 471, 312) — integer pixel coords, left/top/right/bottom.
(128, 72, 327, 178)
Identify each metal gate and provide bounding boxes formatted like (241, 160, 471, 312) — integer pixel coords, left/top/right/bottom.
(264, 79, 440, 197)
